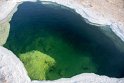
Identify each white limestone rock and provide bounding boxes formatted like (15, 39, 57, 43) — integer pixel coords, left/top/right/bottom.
(32, 73, 124, 83)
(0, 46, 31, 83)
(0, 21, 10, 45)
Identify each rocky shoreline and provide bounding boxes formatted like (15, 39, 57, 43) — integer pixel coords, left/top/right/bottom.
(0, 46, 124, 83)
(0, 0, 124, 83)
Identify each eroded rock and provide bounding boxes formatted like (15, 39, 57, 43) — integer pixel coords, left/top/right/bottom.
(0, 46, 31, 83)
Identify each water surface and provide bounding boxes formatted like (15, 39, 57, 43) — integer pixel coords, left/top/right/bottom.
(4, 2, 124, 80)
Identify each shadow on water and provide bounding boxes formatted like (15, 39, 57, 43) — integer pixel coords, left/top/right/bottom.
(4, 2, 124, 80)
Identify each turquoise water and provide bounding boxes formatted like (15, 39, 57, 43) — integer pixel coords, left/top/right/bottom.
(4, 2, 124, 80)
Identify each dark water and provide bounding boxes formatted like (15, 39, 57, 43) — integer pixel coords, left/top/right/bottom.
(4, 2, 124, 80)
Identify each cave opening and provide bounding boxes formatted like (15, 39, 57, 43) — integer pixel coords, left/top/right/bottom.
(4, 2, 124, 80)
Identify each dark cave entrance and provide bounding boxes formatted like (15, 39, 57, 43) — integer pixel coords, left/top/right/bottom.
(4, 2, 124, 80)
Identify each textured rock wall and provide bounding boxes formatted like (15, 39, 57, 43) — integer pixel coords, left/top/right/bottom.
(0, 1, 18, 45)
(0, 46, 31, 83)
(0, 21, 10, 45)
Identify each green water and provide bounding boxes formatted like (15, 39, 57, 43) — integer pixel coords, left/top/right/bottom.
(4, 2, 124, 80)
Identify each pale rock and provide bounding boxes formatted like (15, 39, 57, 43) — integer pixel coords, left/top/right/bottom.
(0, 46, 31, 83)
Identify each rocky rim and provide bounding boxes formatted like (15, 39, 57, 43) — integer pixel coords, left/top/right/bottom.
(1, 0, 124, 83)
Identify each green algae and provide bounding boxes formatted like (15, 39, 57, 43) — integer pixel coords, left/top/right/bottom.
(4, 29, 97, 80)
(19, 50, 55, 80)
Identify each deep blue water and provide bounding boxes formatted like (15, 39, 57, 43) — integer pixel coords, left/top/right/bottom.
(4, 2, 124, 79)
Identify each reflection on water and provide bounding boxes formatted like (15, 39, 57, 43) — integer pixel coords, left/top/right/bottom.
(4, 2, 124, 80)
